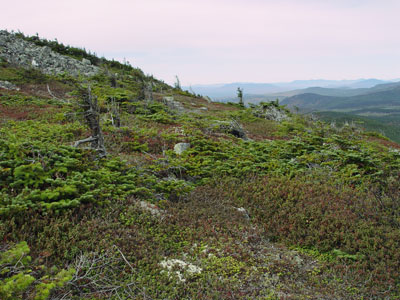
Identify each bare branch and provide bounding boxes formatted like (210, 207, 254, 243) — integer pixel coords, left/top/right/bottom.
(46, 84, 69, 104)
(73, 136, 98, 148)
(55, 249, 154, 300)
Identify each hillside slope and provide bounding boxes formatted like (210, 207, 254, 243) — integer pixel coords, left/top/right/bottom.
(1, 31, 400, 299)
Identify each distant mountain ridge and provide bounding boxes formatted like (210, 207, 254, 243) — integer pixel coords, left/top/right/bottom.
(185, 79, 395, 100)
(271, 81, 400, 99)
(281, 83, 400, 112)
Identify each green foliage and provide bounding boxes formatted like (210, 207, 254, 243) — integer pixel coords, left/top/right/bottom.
(0, 93, 62, 107)
(0, 128, 139, 214)
(292, 246, 364, 263)
(0, 241, 33, 299)
(0, 241, 31, 268)
(226, 101, 245, 108)
(0, 272, 35, 300)
(158, 120, 400, 185)
(35, 268, 75, 300)
(91, 85, 135, 106)
(125, 101, 177, 124)
(0, 62, 49, 84)
(0, 242, 75, 300)
(205, 255, 246, 278)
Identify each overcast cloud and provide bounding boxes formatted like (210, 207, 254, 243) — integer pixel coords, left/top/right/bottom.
(2, 0, 400, 85)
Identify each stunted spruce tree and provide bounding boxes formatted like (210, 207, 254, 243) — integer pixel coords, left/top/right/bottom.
(237, 87, 244, 107)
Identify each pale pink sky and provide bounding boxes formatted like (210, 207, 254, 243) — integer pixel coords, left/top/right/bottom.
(2, 0, 400, 85)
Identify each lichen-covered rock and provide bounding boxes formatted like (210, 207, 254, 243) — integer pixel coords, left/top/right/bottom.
(163, 96, 184, 111)
(213, 120, 248, 140)
(174, 143, 190, 155)
(0, 30, 100, 77)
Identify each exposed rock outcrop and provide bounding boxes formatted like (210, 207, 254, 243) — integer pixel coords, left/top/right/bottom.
(252, 102, 290, 122)
(0, 30, 100, 77)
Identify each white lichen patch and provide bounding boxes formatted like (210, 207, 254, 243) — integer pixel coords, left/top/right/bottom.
(160, 258, 202, 282)
(138, 201, 164, 216)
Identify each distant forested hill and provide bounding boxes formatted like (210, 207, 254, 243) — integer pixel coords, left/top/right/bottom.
(281, 86, 400, 112)
(280, 83, 400, 143)
(316, 111, 400, 143)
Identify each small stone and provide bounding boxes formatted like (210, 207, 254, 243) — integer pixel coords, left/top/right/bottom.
(174, 143, 190, 155)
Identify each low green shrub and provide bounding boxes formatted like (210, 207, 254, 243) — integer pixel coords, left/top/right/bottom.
(0, 242, 76, 300)
(0, 139, 139, 214)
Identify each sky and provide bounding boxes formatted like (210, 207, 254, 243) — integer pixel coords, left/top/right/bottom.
(2, 0, 400, 85)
